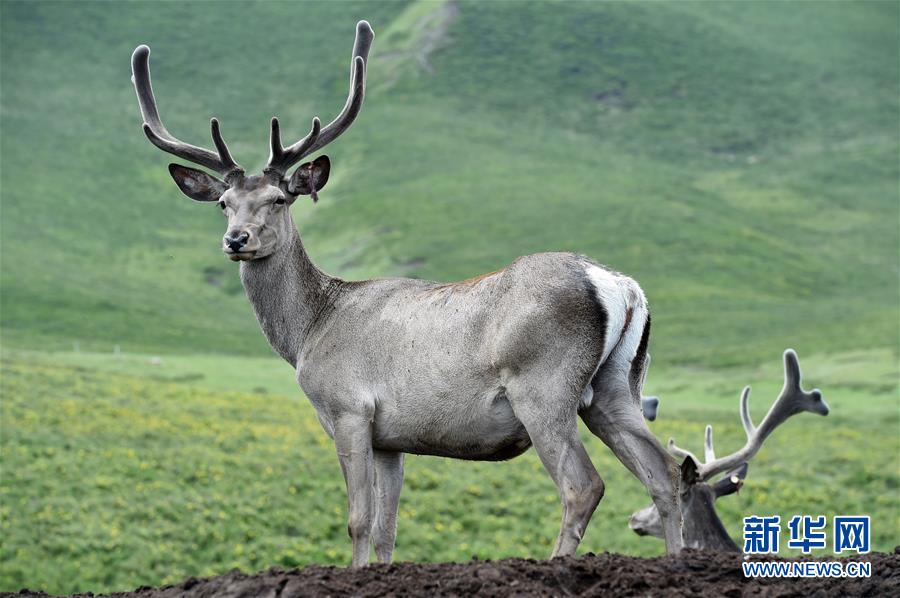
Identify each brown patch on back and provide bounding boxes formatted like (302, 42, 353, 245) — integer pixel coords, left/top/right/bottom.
(456, 268, 505, 287)
(419, 268, 506, 298)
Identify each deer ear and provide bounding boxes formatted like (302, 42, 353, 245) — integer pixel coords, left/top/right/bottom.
(712, 462, 749, 498)
(641, 396, 660, 421)
(168, 164, 228, 202)
(680, 455, 700, 486)
(288, 155, 330, 200)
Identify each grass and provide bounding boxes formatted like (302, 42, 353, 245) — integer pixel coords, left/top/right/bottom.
(1, 346, 897, 594)
(0, 0, 897, 594)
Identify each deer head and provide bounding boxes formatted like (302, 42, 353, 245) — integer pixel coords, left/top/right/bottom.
(131, 21, 374, 261)
(629, 349, 829, 551)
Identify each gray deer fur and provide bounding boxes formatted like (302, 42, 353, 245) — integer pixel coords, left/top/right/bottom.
(131, 21, 685, 566)
(630, 349, 829, 551)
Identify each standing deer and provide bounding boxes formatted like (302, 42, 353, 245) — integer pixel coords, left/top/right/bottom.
(131, 21, 685, 566)
(629, 349, 829, 550)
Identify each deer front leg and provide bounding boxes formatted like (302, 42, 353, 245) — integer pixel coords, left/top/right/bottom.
(334, 414, 375, 567)
(371, 450, 404, 563)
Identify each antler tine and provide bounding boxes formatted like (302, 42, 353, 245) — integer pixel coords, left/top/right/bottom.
(703, 425, 716, 462)
(269, 117, 283, 163)
(267, 117, 322, 174)
(351, 19, 376, 65)
(687, 349, 829, 482)
(782, 348, 802, 393)
(668, 389, 750, 472)
(667, 437, 699, 463)
(210, 118, 240, 177)
(131, 45, 242, 177)
(210, 118, 232, 164)
(739, 386, 756, 436)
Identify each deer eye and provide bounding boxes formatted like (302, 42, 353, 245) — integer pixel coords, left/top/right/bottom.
(274, 197, 286, 205)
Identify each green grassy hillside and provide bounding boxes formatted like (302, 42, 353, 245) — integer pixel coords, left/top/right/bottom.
(1, 0, 897, 365)
(1, 1, 898, 594)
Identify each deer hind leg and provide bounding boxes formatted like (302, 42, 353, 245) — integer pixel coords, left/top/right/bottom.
(582, 370, 684, 554)
(533, 423, 604, 558)
(334, 414, 375, 567)
(370, 449, 404, 563)
(510, 383, 605, 558)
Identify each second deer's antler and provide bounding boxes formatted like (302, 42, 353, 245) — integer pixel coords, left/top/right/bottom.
(669, 349, 829, 482)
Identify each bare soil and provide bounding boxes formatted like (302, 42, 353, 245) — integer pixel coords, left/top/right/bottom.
(7, 549, 898, 597)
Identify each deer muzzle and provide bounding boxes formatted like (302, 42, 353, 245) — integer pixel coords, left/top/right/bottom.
(224, 231, 250, 252)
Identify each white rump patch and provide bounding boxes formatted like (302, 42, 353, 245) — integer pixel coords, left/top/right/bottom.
(584, 265, 646, 364)
(580, 265, 648, 409)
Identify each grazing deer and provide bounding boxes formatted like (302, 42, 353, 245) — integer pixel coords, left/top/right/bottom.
(629, 349, 829, 551)
(131, 21, 685, 566)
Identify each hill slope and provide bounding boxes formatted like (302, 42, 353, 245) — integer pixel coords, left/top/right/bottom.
(1, 0, 897, 366)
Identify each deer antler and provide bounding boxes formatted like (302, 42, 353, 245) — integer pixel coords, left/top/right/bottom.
(266, 20, 374, 175)
(267, 116, 321, 175)
(131, 46, 243, 179)
(669, 349, 829, 482)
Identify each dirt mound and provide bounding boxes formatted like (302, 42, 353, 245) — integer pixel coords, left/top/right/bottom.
(7, 550, 899, 597)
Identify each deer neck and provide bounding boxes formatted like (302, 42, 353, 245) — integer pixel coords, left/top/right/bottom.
(682, 488, 741, 552)
(239, 216, 338, 364)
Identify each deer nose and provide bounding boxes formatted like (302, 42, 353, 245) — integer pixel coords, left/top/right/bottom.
(224, 231, 250, 252)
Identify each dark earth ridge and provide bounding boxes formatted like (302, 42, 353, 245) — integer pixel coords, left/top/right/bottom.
(6, 549, 899, 597)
